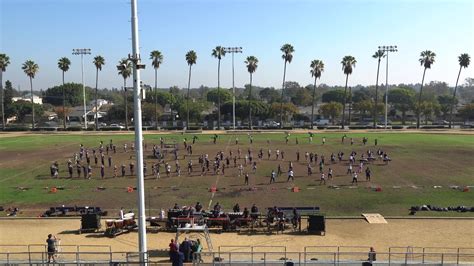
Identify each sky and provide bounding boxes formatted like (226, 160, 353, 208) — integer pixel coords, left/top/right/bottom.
(1, 0, 473, 92)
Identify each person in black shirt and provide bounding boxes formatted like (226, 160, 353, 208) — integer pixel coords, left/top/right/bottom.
(233, 203, 240, 212)
(195, 202, 203, 212)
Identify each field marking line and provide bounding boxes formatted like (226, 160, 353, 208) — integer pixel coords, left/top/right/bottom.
(208, 134, 233, 209)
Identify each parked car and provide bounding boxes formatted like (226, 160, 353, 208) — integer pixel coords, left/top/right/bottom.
(109, 124, 125, 129)
(314, 119, 330, 126)
(432, 120, 449, 125)
(263, 121, 280, 128)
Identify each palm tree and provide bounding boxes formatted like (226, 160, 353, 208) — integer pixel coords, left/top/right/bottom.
(0, 53, 10, 130)
(22, 60, 39, 129)
(341, 55, 357, 128)
(279, 43, 294, 128)
(185, 50, 197, 128)
(416, 50, 436, 128)
(211, 46, 226, 129)
(57, 57, 71, 129)
(93, 55, 105, 130)
(150, 50, 163, 129)
(245, 56, 258, 130)
(310, 59, 324, 128)
(117, 58, 132, 130)
(372, 50, 385, 129)
(449, 53, 470, 128)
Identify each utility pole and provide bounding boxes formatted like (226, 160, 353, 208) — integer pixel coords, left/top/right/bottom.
(378, 45, 398, 129)
(130, 0, 147, 263)
(72, 48, 91, 129)
(223, 47, 242, 130)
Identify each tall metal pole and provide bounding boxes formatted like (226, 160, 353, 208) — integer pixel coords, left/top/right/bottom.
(130, 0, 147, 263)
(81, 54, 86, 129)
(224, 47, 242, 130)
(73, 48, 91, 129)
(378, 45, 397, 130)
(232, 52, 235, 129)
(385, 52, 389, 129)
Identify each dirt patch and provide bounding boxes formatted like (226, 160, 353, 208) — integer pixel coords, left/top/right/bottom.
(0, 218, 472, 253)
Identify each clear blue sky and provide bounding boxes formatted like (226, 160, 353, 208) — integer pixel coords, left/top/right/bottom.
(1, 0, 473, 92)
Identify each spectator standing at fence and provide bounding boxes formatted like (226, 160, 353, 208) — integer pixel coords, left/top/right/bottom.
(169, 238, 178, 261)
(46, 234, 58, 263)
(194, 239, 203, 263)
(368, 247, 376, 264)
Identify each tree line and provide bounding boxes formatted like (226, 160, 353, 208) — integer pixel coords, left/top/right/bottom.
(0, 47, 472, 129)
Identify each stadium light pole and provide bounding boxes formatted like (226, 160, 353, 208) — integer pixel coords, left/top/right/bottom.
(223, 47, 242, 130)
(72, 48, 91, 129)
(378, 45, 398, 129)
(128, 0, 148, 263)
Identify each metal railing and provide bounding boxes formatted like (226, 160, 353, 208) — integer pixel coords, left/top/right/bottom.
(193, 250, 474, 265)
(1, 245, 473, 265)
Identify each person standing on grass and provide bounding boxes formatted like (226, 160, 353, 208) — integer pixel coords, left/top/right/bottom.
(244, 172, 249, 185)
(347, 164, 353, 175)
(100, 164, 105, 179)
(238, 164, 243, 176)
(108, 156, 112, 168)
(88, 165, 92, 179)
(322, 137, 326, 145)
(113, 165, 118, 178)
(328, 168, 333, 180)
(365, 167, 371, 181)
(287, 169, 294, 182)
(307, 164, 312, 176)
(352, 172, 358, 184)
(252, 161, 257, 173)
(320, 172, 326, 185)
(68, 161, 73, 178)
(83, 165, 87, 179)
(270, 170, 276, 184)
(130, 162, 135, 176)
(76, 163, 81, 178)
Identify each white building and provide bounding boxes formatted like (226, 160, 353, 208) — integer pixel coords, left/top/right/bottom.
(12, 94, 43, 105)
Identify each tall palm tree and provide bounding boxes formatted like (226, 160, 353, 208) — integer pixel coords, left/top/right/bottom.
(117, 58, 132, 130)
(372, 50, 385, 129)
(22, 60, 39, 129)
(245, 56, 258, 130)
(185, 50, 197, 128)
(93, 55, 105, 130)
(211, 46, 226, 129)
(341, 55, 357, 128)
(279, 43, 294, 128)
(150, 50, 163, 129)
(449, 53, 470, 128)
(310, 59, 324, 128)
(0, 53, 10, 130)
(416, 50, 436, 128)
(57, 57, 71, 129)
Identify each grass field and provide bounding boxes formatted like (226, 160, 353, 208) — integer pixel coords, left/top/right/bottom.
(0, 131, 473, 216)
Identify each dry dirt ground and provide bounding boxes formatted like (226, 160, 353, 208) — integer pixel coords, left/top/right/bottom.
(1, 218, 472, 255)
